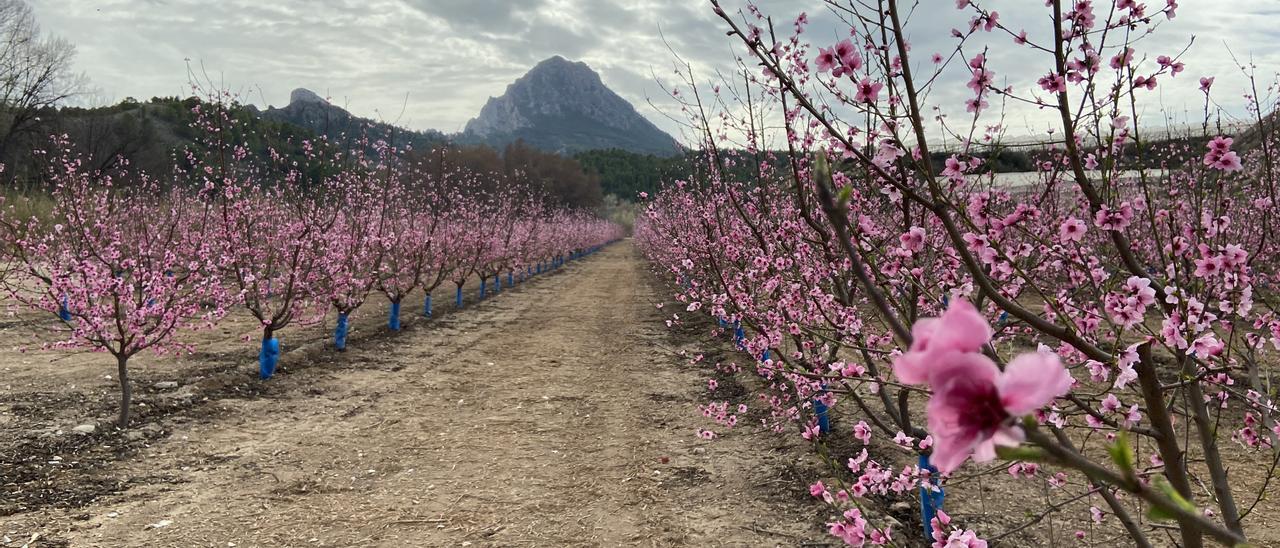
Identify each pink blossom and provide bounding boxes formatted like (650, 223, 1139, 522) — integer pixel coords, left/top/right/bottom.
(936, 528, 988, 547)
(1194, 254, 1225, 277)
(1058, 218, 1086, 242)
(966, 70, 992, 93)
(833, 39, 863, 74)
(891, 301, 1072, 472)
(893, 430, 916, 448)
(1223, 244, 1248, 266)
(828, 507, 869, 545)
(1191, 334, 1224, 358)
(854, 420, 872, 444)
(855, 78, 884, 103)
(1203, 136, 1243, 171)
(900, 226, 926, 252)
(1123, 404, 1143, 428)
(1126, 276, 1157, 306)
(1037, 72, 1067, 93)
(965, 97, 989, 114)
(971, 11, 999, 32)
(1109, 47, 1134, 69)
(1093, 202, 1134, 231)
(943, 156, 967, 183)
(926, 351, 1073, 472)
(809, 480, 827, 498)
(1156, 55, 1185, 76)
(816, 47, 838, 73)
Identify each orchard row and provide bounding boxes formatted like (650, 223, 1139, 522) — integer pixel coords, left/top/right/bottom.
(0, 96, 622, 428)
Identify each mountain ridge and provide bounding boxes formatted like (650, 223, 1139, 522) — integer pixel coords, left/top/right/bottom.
(462, 56, 680, 156)
(260, 88, 448, 152)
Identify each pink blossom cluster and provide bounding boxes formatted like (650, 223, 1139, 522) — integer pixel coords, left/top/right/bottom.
(641, 0, 1278, 544)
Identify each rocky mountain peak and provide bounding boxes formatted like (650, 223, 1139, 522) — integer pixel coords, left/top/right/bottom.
(289, 88, 327, 106)
(463, 57, 678, 156)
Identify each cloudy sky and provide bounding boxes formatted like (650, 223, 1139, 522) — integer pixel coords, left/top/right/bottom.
(31, 0, 1280, 144)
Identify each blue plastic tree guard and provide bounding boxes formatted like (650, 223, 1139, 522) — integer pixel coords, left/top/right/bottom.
(388, 301, 401, 331)
(455, 286, 464, 308)
(334, 313, 349, 351)
(813, 386, 831, 434)
(919, 454, 945, 539)
(424, 295, 433, 318)
(58, 294, 71, 321)
(508, 272, 514, 287)
(259, 337, 281, 379)
(480, 278, 487, 300)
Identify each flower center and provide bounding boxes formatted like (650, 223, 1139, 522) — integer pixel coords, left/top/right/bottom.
(952, 377, 1009, 435)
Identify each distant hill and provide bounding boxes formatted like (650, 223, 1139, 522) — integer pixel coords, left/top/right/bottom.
(260, 88, 448, 153)
(6, 62, 690, 203)
(463, 56, 680, 157)
(0, 96, 327, 183)
(13, 95, 613, 209)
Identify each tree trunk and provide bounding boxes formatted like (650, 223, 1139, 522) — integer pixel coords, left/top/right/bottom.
(1135, 344, 1203, 548)
(116, 354, 132, 429)
(1181, 352, 1244, 535)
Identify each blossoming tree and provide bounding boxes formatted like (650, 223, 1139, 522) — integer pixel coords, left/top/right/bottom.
(187, 91, 338, 379)
(638, 0, 1279, 545)
(2, 136, 229, 427)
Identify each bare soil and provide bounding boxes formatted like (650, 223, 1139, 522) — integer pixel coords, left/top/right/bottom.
(1, 242, 832, 547)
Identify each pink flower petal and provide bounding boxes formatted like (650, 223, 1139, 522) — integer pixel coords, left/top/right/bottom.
(992, 425, 1026, 447)
(998, 352, 1073, 416)
(930, 299, 992, 353)
(907, 317, 940, 353)
(897, 300, 994, 385)
(892, 352, 929, 384)
(934, 351, 1001, 385)
(971, 437, 998, 462)
(926, 420, 980, 473)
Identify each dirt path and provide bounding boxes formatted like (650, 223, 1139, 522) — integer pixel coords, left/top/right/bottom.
(4, 242, 828, 547)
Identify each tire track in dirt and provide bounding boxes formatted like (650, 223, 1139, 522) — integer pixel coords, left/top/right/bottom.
(5, 242, 829, 547)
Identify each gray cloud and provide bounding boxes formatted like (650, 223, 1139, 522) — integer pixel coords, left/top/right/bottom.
(30, 0, 1279, 143)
